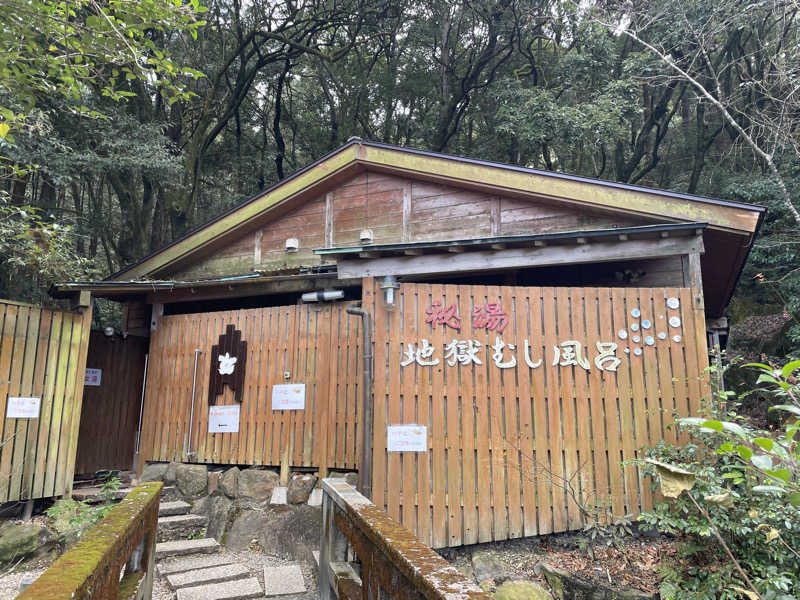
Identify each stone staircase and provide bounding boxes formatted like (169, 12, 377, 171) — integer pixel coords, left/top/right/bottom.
(154, 489, 311, 599)
(155, 495, 263, 600)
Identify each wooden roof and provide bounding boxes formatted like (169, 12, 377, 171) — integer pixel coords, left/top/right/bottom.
(105, 139, 763, 315)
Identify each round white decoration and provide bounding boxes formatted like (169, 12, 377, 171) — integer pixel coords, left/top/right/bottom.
(618, 330, 628, 340)
(658, 332, 667, 340)
(669, 316, 681, 328)
(667, 297, 680, 309)
(631, 323, 639, 331)
(632, 335, 641, 343)
(642, 319, 652, 329)
(633, 348, 642, 356)
(631, 308, 641, 318)
(645, 336, 655, 346)
(624, 348, 630, 354)
(673, 335, 682, 343)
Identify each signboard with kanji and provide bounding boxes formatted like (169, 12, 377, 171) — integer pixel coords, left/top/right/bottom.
(387, 425, 428, 452)
(84, 368, 102, 386)
(271, 384, 306, 411)
(6, 397, 41, 419)
(208, 404, 240, 433)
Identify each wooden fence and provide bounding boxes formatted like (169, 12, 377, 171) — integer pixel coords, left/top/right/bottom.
(140, 303, 361, 473)
(19, 482, 162, 600)
(319, 478, 489, 600)
(0, 299, 92, 502)
(365, 281, 710, 548)
(75, 332, 148, 476)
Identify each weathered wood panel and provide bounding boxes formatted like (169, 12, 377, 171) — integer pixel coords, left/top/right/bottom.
(139, 303, 360, 472)
(164, 172, 656, 280)
(0, 299, 92, 502)
(75, 332, 148, 475)
(366, 281, 710, 548)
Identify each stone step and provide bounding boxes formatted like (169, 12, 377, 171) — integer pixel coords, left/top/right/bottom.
(160, 485, 183, 502)
(176, 577, 262, 600)
(167, 563, 251, 590)
(157, 514, 208, 542)
(71, 486, 133, 503)
(160, 500, 192, 517)
(156, 538, 220, 560)
(158, 554, 237, 577)
(263, 564, 306, 596)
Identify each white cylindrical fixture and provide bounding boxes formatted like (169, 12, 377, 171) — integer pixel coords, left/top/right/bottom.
(302, 290, 345, 302)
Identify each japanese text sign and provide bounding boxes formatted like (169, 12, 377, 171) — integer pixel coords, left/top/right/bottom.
(208, 405, 240, 433)
(84, 368, 102, 386)
(271, 384, 306, 411)
(387, 425, 428, 452)
(6, 397, 41, 419)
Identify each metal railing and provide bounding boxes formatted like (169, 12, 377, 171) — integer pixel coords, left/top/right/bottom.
(319, 478, 490, 600)
(18, 482, 162, 600)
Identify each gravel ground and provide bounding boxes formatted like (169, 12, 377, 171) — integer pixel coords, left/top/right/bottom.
(152, 549, 319, 600)
(0, 554, 55, 600)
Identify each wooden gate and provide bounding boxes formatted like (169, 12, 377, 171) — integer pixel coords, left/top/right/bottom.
(139, 303, 361, 472)
(365, 281, 710, 548)
(0, 299, 92, 502)
(75, 332, 148, 475)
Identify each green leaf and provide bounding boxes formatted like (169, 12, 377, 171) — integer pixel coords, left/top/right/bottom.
(750, 454, 773, 470)
(752, 437, 774, 452)
(701, 420, 723, 431)
(752, 485, 784, 494)
(736, 445, 753, 460)
(781, 360, 800, 379)
(757, 373, 779, 385)
(704, 492, 734, 507)
(788, 492, 800, 507)
(765, 468, 790, 483)
(720, 442, 734, 452)
(730, 585, 760, 600)
(770, 404, 800, 417)
(742, 362, 773, 371)
(0, 123, 8, 139)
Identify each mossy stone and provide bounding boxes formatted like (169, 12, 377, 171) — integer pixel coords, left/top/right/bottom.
(493, 580, 553, 600)
(0, 522, 54, 567)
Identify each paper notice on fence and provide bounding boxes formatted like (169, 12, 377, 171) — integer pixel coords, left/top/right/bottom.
(271, 384, 306, 410)
(84, 368, 102, 386)
(7, 397, 41, 419)
(208, 405, 240, 433)
(387, 425, 427, 452)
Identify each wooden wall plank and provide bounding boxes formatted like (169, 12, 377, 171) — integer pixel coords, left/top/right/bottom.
(370, 284, 707, 548)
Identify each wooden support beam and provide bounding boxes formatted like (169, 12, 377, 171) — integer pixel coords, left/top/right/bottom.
(337, 234, 704, 279)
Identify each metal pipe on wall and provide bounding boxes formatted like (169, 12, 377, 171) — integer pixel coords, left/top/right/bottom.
(346, 303, 373, 500)
(133, 353, 149, 472)
(186, 349, 202, 458)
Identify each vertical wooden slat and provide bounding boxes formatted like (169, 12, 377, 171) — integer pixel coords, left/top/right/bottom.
(430, 284, 447, 548)
(472, 285, 492, 543)
(458, 285, 478, 545)
(514, 288, 536, 537)
(0, 306, 26, 500)
(400, 285, 418, 535)
(542, 289, 566, 533)
(386, 285, 404, 521)
(504, 289, 522, 539)
(529, 287, 551, 535)
(609, 288, 636, 516)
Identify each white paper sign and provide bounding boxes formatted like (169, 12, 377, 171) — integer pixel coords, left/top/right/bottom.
(7, 397, 41, 419)
(84, 368, 102, 386)
(387, 424, 428, 452)
(208, 405, 240, 433)
(271, 384, 306, 411)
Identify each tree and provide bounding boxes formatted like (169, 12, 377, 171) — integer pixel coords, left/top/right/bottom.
(594, 0, 800, 225)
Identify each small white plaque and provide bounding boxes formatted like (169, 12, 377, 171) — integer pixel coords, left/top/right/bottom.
(7, 397, 41, 419)
(84, 368, 102, 386)
(387, 424, 427, 452)
(208, 405, 240, 433)
(272, 384, 306, 411)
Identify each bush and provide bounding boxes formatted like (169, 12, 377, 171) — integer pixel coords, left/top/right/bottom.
(638, 360, 800, 600)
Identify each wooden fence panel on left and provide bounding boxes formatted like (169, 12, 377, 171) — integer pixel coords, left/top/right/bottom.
(0, 299, 92, 502)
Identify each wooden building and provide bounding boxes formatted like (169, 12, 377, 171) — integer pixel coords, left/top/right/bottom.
(54, 140, 763, 548)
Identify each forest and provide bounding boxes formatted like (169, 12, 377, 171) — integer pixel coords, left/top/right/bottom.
(1, 2, 800, 597)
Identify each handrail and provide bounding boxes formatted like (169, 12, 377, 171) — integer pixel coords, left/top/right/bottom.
(319, 479, 490, 600)
(18, 482, 162, 600)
